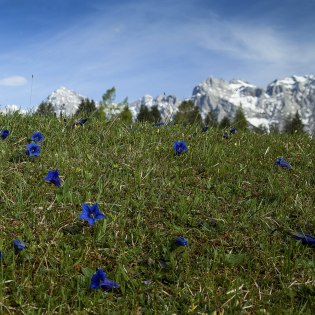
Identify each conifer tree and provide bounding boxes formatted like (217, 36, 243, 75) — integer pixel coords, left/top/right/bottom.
(204, 111, 218, 128)
(219, 116, 231, 129)
(75, 98, 96, 116)
(102, 87, 116, 104)
(36, 102, 55, 116)
(96, 86, 117, 121)
(233, 105, 248, 130)
(284, 111, 304, 134)
(173, 100, 202, 125)
(118, 105, 133, 124)
(150, 105, 162, 123)
(137, 105, 153, 122)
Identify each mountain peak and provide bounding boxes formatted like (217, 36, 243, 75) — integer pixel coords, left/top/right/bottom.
(43, 86, 85, 115)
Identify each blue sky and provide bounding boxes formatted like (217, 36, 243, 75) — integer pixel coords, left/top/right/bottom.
(0, 0, 314, 109)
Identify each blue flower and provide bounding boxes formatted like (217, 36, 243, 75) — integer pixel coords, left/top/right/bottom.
(290, 231, 315, 246)
(79, 203, 106, 225)
(202, 126, 209, 132)
(0, 251, 2, 259)
(90, 268, 107, 289)
(74, 118, 90, 127)
(152, 122, 164, 127)
(13, 239, 26, 252)
(101, 278, 120, 291)
(78, 118, 90, 125)
(173, 141, 188, 155)
(1, 129, 10, 139)
(90, 268, 119, 291)
(275, 157, 292, 169)
(175, 237, 188, 247)
(230, 128, 237, 134)
(223, 133, 230, 139)
(31, 131, 45, 143)
(44, 169, 62, 187)
(26, 143, 40, 157)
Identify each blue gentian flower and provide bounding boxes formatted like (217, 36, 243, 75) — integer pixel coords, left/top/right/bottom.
(290, 231, 315, 246)
(44, 169, 62, 187)
(31, 131, 45, 143)
(230, 128, 237, 134)
(13, 239, 26, 252)
(152, 122, 164, 127)
(26, 143, 40, 157)
(73, 118, 90, 128)
(90, 268, 107, 289)
(175, 237, 188, 247)
(90, 268, 119, 291)
(223, 133, 229, 139)
(173, 141, 188, 155)
(78, 118, 90, 125)
(101, 278, 120, 291)
(79, 203, 106, 225)
(0, 251, 2, 259)
(275, 157, 292, 169)
(1, 129, 10, 139)
(202, 126, 209, 132)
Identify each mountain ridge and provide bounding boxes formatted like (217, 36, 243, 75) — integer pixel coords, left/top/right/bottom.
(39, 74, 315, 132)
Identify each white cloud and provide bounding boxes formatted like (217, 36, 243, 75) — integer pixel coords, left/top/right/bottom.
(0, 75, 28, 86)
(193, 17, 315, 66)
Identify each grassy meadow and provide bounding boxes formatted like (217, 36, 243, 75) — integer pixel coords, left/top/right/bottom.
(0, 113, 315, 314)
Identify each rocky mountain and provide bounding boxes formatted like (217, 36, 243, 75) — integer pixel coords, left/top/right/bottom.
(42, 86, 85, 116)
(40, 75, 315, 132)
(191, 75, 315, 132)
(129, 94, 181, 122)
(40, 87, 182, 122)
(129, 74, 315, 132)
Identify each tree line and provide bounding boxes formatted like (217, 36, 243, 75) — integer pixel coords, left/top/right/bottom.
(35, 87, 306, 134)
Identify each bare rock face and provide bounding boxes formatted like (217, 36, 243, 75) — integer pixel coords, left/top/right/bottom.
(190, 75, 315, 132)
(262, 76, 315, 131)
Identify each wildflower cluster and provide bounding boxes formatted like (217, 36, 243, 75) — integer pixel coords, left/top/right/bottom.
(0, 125, 114, 293)
(1, 116, 312, 313)
(26, 131, 44, 157)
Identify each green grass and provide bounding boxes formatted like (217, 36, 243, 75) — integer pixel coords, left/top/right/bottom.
(0, 113, 315, 314)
